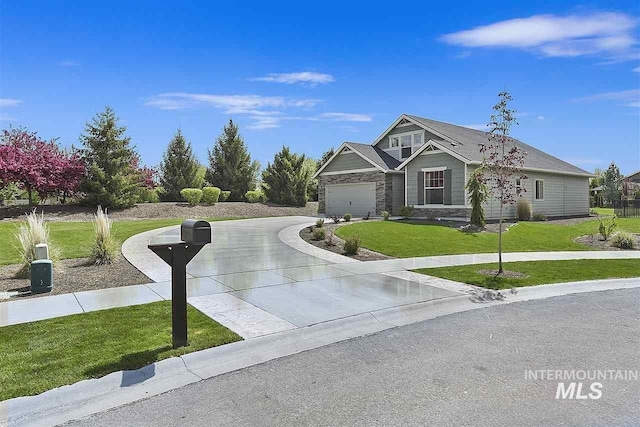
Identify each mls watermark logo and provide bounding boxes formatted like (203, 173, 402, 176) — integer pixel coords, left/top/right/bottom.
(525, 369, 638, 400)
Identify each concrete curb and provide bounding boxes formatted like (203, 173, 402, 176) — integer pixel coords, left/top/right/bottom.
(3, 277, 638, 427)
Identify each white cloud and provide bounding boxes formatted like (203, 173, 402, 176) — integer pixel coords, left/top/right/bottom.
(537, 115, 545, 120)
(57, 60, 81, 67)
(0, 98, 23, 108)
(145, 92, 369, 129)
(440, 12, 639, 61)
(573, 89, 640, 108)
(319, 112, 372, 122)
(250, 71, 335, 86)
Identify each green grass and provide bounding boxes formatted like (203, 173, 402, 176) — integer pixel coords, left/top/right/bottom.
(0, 301, 242, 401)
(0, 218, 232, 265)
(335, 218, 640, 258)
(417, 259, 640, 290)
(591, 207, 615, 216)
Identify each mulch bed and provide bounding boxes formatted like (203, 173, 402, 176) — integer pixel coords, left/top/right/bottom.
(299, 220, 392, 261)
(0, 255, 150, 300)
(476, 269, 530, 278)
(1, 201, 320, 222)
(574, 234, 640, 251)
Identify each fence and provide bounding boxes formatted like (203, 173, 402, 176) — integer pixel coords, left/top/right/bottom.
(613, 199, 640, 217)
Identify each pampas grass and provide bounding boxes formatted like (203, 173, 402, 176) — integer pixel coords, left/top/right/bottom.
(90, 206, 117, 265)
(15, 210, 60, 278)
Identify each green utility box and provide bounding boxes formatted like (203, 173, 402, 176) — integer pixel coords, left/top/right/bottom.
(31, 259, 53, 293)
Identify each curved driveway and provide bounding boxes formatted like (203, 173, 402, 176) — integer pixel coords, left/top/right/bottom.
(123, 216, 463, 338)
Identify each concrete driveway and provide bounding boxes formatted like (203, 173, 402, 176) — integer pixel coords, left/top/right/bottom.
(124, 217, 462, 337)
(66, 288, 640, 427)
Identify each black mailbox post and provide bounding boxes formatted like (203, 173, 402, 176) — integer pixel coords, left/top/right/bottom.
(148, 219, 211, 348)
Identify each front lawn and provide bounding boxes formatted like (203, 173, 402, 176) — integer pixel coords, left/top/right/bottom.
(334, 218, 640, 258)
(417, 259, 640, 290)
(0, 218, 232, 265)
(0, 301, 242, 401)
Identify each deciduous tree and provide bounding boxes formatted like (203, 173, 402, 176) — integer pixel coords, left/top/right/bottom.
(478, 92, 528, 273)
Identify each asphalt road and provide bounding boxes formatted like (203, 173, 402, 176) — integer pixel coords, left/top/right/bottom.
(67, 288, 640, 427)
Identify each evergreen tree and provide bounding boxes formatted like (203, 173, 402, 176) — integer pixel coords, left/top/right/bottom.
(261, 146, 310, 207)
(79, 106, 140, 208)
(159, 129, 200, 201)
(205, 119, 259, 201)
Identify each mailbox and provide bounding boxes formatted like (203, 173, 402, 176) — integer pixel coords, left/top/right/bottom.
(148, 219, 212, 348)
(181, 220, 212, 245)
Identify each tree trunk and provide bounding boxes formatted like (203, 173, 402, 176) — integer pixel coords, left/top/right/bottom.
(498, 202, 504, 274)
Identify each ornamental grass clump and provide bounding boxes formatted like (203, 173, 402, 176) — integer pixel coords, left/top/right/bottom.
(15, 210, 60, 278)
(90, 206, 117, 265)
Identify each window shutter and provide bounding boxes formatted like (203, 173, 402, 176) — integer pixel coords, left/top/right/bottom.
(417, 172, 424, 205)
(443, 169, 452, 205)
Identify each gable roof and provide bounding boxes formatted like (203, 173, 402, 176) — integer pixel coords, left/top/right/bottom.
(393, 114, 592, 176)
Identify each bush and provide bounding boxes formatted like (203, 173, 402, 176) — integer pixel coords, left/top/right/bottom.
(399, 205, 414, 219)
(90, 206, 117, 265)
(219, 190, 231, 202)
(343, 213, 352, 222)
(382, 211, 390, 221)
(598, 215, 617, 240)
(516, 198, 532, 221)
(202, 186, 221, 205)
(611, 231, 636, 249)
(14, 210, 60, 278)
(180, 188, 203, 206)
(312, 228, 326, 241)
(315, 218, 325, 228)
(245, 189, 265, 203)
(532, 212, 547, 222)
(344, 234, 361, 255)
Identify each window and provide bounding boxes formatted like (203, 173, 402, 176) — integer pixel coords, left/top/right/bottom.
(535, 180, 544, 201)
(425, 170, 444, 204)
(390, 137, 399, 148)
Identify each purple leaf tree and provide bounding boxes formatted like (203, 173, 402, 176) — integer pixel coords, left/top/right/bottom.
(478, 92, 528, 274)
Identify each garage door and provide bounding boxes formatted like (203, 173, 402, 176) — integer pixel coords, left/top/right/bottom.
(326, 183, 376, 217)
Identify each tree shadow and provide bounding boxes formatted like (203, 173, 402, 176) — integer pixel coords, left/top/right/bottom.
(83, 345, 172, 387)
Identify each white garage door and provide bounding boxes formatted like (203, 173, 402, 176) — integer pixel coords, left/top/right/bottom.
(326, 183, 376, 217)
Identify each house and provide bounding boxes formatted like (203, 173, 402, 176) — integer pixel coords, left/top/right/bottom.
(313, 114, 593, 220)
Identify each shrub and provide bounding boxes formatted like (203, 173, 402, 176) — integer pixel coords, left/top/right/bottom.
(611, 231, 636, 249)
(516, 198, 532, 221)
(343, 213, 352, 222)
(399, 205, 414, 219)
(382, 211, 390, 221)
(598, 215, 617, 240)
(202, 186, 221, 205)
(315, 218, 325, 228)
(180, 188, 203, 206)
(90, 206, 117, 265)
(532, 212, 547, 222)
(219, 190, 231, 202)
(14, 210, 60, 278)
(344, 234, 361, 255)
(312, 228, 326, 241)
(245, 189, 265, 203)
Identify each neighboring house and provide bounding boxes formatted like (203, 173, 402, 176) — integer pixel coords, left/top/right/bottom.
(313, 114, 593, 220)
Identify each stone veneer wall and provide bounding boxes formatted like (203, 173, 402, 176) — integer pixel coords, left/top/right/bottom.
(413, 207, 471, 219)
(317, 171, 389, 215)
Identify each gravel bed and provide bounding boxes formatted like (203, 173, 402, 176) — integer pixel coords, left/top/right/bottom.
(299, 220, 392, 261)
(1, 202, 319, 222)
(0, 255, 151, 300)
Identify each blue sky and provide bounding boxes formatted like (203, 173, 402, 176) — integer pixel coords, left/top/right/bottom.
(1, 1, 639, 174)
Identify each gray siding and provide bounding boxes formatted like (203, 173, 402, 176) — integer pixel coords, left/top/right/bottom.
(469, 165, 591, 219)
(392, 174, 405, 214)
(405, 152, 466, 206)
(322, 152, 373, 173)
